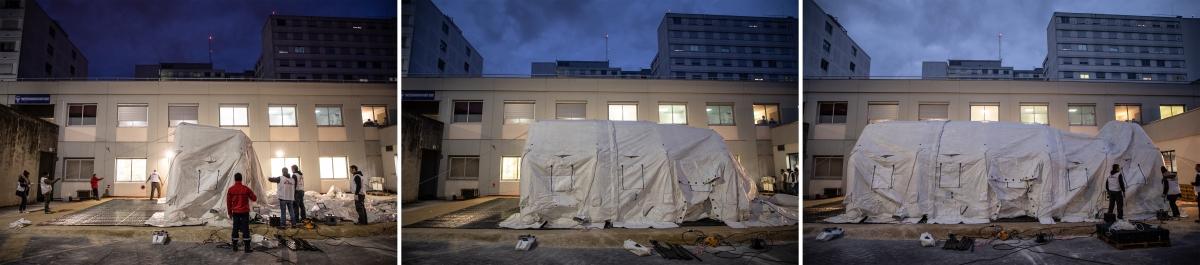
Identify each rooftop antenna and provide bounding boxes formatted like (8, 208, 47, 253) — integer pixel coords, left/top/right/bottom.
(997, 32, 1003, 61)
(604, 32, 609, 62)
(208, 34, 214, 64)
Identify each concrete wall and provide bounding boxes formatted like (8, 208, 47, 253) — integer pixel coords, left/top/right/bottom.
(404, 77, 797, 199)
(0, 103, 57, 206)
(2, 81, 396, 199)
(1144, 107, 1200, 188)
(803, 79, 1200, 198)
(400, 112, 442, 202)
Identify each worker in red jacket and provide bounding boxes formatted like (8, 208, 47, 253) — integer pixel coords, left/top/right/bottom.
(226, 173, 257, 253)
(89, 174, 104, 201)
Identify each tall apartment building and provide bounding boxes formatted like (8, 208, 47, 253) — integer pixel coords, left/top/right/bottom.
(922, 59, 1045, 80)
(256, 15, 397, 81)
(802, 0, 869, 78)
(401, 0, 482, 77)
(134, 62, 228, 79)
(650, 12, 798, 81)
(1046, 12, 1200, 82)
(531, 60, 649, 78)
(0, 0, 88, 80)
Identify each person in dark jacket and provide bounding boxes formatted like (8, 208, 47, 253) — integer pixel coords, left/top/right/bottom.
(1106, 164, 1126, 219)
(16, 171, 30, 213)
(1162, 166, 1181, 217)
(352, 165, 367, 225)
(1194, 164, 1200, 223)
(226, 173, 257, 253)
(291, 165, 306, 220)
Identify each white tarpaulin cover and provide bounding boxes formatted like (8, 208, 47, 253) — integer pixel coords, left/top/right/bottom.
(146, 124, 268, 227)
(826, 121, 1167, 224)
(499, 120, 797, 229)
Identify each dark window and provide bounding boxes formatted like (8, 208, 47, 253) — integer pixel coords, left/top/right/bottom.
(850, 63, 856, 72)
(357, 61, 367, 68)
(442, 22, 449, 35)
(440, 40, 447, 52)
(851, 46, 858, 57)
(672, 17, 681, 24)
(295, 60, 306, 67)
(1060, 17, 1069, 23)
(46, 45, 52, 56)
(3, 0, 20, 9)
(70, 65, 76, 76)
(818, 102, 848, 124)
(1157, 60, 1165, 67)
(820, 59, 829, 71)
(278, 60, 289, 67)
(437, 59, 445, 72)
(1141, 59, 1150, 66)
(1127, 73, 1136, 79)
(44, 63, 51, 75)
(753, 60, 762, 67)
(372, 61, 382, 69)
(464, 62, 470, 72)
(768, 60, 777, 68)
(822, 40, 831, 52)
(466, 47, 472, 58)
(280, 73, 291, 79)
(48, 26, 56, 39)
(0, 41, 13, 52)
(1097, 72, 1106, 79)
(824, 22, 832, 34)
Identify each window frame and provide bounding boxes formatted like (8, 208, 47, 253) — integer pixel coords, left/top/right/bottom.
(447, 156, 480, 180)
(817, 101, 847, 124)
(1159, 104, 1185, 120)
(657, 103, 688, 125)
(63, 158, 95, 182)
(607, 103, 638, 121)
(116, 103, 149, 128)
(1019, 104, 1049, 125)
(1114, 104, 1142, 123)
(168, 104, 199, 127)
(812, 155, 844, 180)
(502, 102, 535, 125)
(315, 104, 344, 127)
(1067, 104, 1096, 126)
(969, 103, 1000, 122)
(114, 158, 148, 182)
(267, 104, 298, 127)
(361, 104, 390, 126)
(67, 103, 98, 126)
(705, 103, 735, 126)
(500, 156, 521, 182)
(318, 156, 349, 179)
(218, 104, 250, 127)
(555, 102, 587, 120)
(753, 104, 781, 125)
(270, 157, 301, 177)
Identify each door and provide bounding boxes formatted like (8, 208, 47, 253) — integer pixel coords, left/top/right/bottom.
(418, 149, 440, 200)
(37, 152, 57, 202)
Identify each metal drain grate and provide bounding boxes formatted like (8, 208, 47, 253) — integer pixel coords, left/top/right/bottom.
(804, 202, 845, 223)
(43, 199, 166, 226)
(405, 198, 519, 229)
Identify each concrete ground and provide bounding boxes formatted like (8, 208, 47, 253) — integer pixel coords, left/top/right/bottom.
(400, 196, 800, 264)
(0, 233, 396, 265)
(1, 197, 399, 264)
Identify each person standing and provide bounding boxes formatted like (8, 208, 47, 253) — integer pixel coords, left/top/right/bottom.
(16, 171, 30, 213)
(351, 165, 367, 225)
(145, 170, 162, 200)
(269, 168, 297, 228)
(1193, 164, 1200, 223)
(1107, 164, 1126, 220)
(291, 165, 306, 220)
(1162, 166, 1182, 217)
(41, 174, 61, 214)
(89, 174, 104, 201)
(226, 173, 257, 253)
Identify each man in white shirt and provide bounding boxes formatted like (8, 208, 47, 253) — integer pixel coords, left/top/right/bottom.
(145, 170, 162, 200)
(1106, 164, 1126, 220)
(1161, 166, 1181, 217)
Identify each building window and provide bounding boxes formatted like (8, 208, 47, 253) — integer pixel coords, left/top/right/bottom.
(658, 104, 687, 124)
(918, 103, 949, 121)
(447, 156, 479, 180)
(1020, 104, 1048, 125)
(1114, 104, 1141, 124)
(439, 40, 446, 53)
(271, 157, 301, 176)
(501, 157, 521, 182)
(608, 103, 637, 121)
(67, 103, 98, 126)
(116, 104, 149, 127)
(1160, 104, 1185, 119)
(503, 102, 535, 124)
(1079, 72, 1090, 79)
(0, 41, 15, 52)
(441, 22, 449, 34)
(556, 103, 586, 120)
(817, 102, 847, 124)
(970, 104, 999, 122)
(463, 62, 470, 72)
(705, 104, 734, 126)
(219, 104, 249, 126)
(753, 104, 780, 125)
(63, 158, 94, 182)
(268, 105, 297, 126)
(0, 19, 17, 30)
(824, 22, 832, 34)
(1162, 150, 1176, 173)
(1067, 104, 1096, 126)
(813, 156, 844, 180)
(852, 46, 858, 57)
(849, 63, 856, 72)
(822, 40, 831, 52)
(315, 105, 343, 126)
(820, 59, 829, 71)
(867, 103, 899, 124)
(452, 101, 483, 123)
(115, 158, 147, 182)
(359, 105, 389, 126)
(2, 0, 20, 9)
(168, 104, 198, 127)
(319, 157, 349, 179)
(44, 63, 51, 75)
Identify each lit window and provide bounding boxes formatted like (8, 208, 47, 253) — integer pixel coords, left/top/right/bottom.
(1020, 104, 1048, 125)
(361, 105, 389, 125)
(501, 157, 521, 182)
(270, 157, 300, 176)
(753, 104, 781, 125)
(1159, 105, 1185, 119)
(970, 104, 999, 122)
(556, 103, 586, 120)
(503, 102, 535, 124)
(658, 104, 687, 124)
(1114, 104, 1141, 123)
(817, 102, 847, 124)
(168, 104, 198, 127)
(319, 156, 348, 179)
(115, 158, 147, 182)
(68, 103, 98, 126)
(608, 104, 637, 121)
(1067, 104, 1096, 126)
(1079, 73, 1090, 79)
(116, 104, 148, 127)
(705, 104, 734, 126)
(219, 104, 249, 126)
(268, 105, 297, 126)
(447, 156, 479, 180)
(315, 105, 343, 126)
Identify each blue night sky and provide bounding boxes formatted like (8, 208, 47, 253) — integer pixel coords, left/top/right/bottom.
(815, 0, 1199, 77)
(432, 0, 798, 75)
(40, 0, 396, 78)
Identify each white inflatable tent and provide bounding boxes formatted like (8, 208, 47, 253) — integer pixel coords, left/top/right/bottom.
(825, 121, 1167, 225)
(499, 120, 797, 229)
(146, 124, 268, 227)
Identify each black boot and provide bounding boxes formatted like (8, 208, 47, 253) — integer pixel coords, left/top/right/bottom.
(243, 240, 252, 253)
(231, 240, 239, 252)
